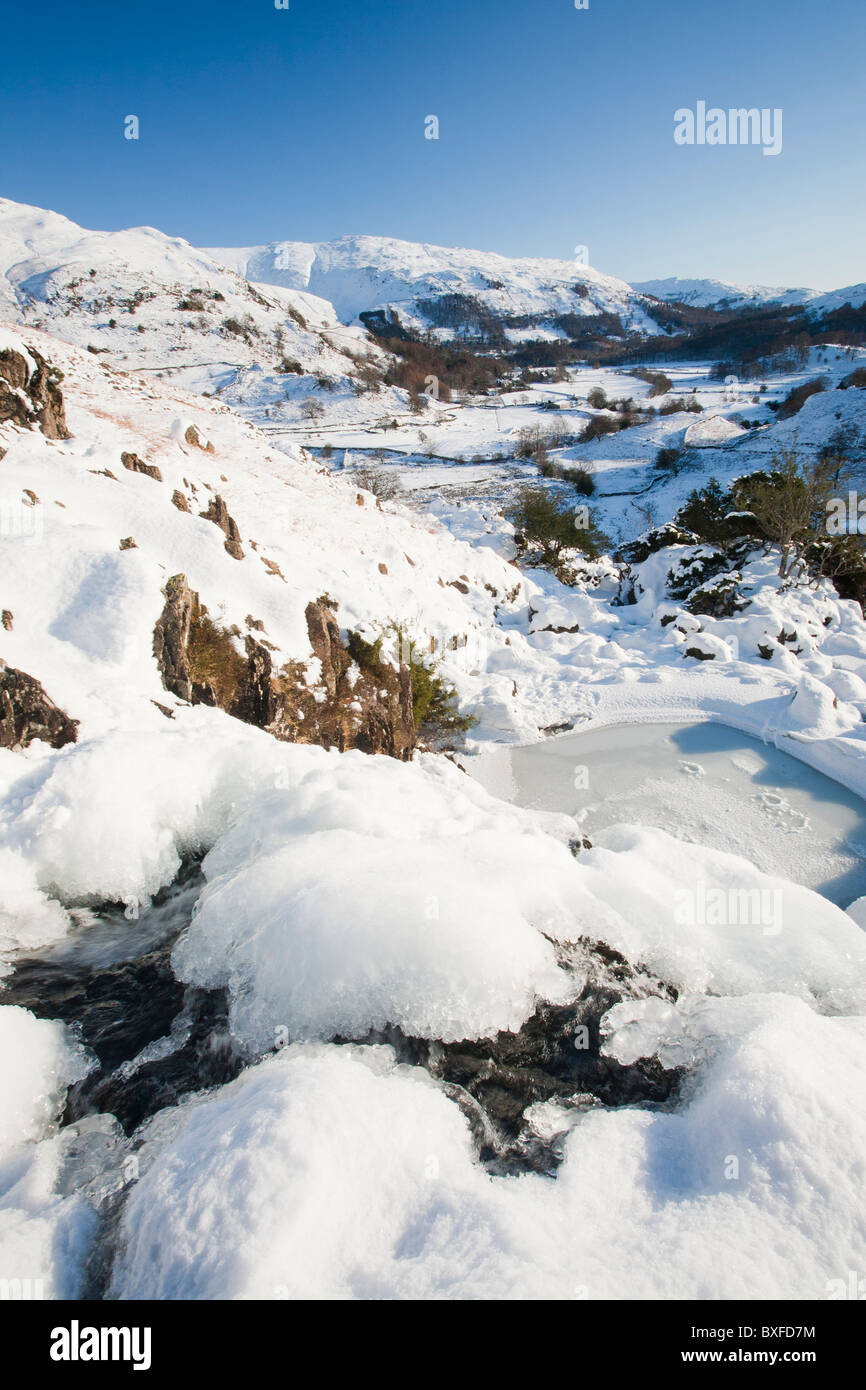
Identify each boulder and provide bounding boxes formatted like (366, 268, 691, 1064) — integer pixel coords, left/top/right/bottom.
(0, 664, 78, 749)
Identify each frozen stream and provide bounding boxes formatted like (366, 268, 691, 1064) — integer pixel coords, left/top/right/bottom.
(471, 721, 866, 909)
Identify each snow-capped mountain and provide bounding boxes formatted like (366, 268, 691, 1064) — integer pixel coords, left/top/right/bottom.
(632, 275, 823, 310)
(0, 198, 384, 400)
(203, 232, 663, 338)
(4, 192, 866, 1306)
(632, 275, 866, 317)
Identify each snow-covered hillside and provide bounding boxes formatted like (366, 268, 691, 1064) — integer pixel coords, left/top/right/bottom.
(634, 274, 866, 317)
(0, 198, 392, 406)
(204, 232, 662, 336)
(633, 275, 821, 310)
(2, 194, 866, 1305)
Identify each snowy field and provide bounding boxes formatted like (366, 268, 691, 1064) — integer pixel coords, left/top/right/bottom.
(1, 198, 865, 1302)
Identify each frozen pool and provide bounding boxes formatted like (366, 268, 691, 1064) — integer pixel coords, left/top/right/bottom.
(470, 721, 866, 908)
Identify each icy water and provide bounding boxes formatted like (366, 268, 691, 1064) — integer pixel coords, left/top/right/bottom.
(472, 721, 866, 909)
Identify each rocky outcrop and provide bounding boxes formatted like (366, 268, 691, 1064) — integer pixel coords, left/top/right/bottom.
(199, 495, 243, 560)
(0, 663, 79, 749)
(151, 582, 415, 759)
(152, 575, 194, 701)
(0, 345, 70, 439)
(121, 452, 162, 482)
(298, 601, 415, 758)
(184, 424, 214, 453)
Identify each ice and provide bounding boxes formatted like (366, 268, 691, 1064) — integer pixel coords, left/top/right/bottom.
(173, 752, 579, 1051)
(110, 998, 866, 1300)
(576, 824, 866, 1006)
(0, 1007, 96, 1299)
(0, 714, 319, 907)
(0, 851, 70, 978)
(471, 721, 866, 906)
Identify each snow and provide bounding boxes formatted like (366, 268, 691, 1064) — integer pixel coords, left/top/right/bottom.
(634, 275, 821, 310)
(110, 997, 866, 1300)
(204, 232, 660, 334)
(578, 824, 866, 1007)
(684, 413, 747, 446)
(172, 750, 577, 1051)
(0, 1006, 95, 1299)
(2, 194, 866, 1303)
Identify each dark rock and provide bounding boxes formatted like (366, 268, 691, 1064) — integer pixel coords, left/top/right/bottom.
(685, 646, 715, 661)
(121, 451, 162, 483)
(0, 862, 240, 1136)
(0, 664, 79, 749)
(1, 611, 12, 631)
(0, 345, 70, 439)
(119, 537, 137, 550)
(199, 494, 243, 560)
(152, 584, 415, 760)
(339, 939, 682, 1176)
(184, 424, 214, 453)
(171, 490, 190, 512)
(152, 574, 194, 702)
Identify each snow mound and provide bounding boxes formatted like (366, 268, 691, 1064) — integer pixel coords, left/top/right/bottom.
(110, 997, 866, 1299)
(173, 751, 579, 1050)
(0, 1007, 95, 1300)
(576, 824, 866, 1007)
(684, 414, 747, 446)
(0, 713, 316, 906)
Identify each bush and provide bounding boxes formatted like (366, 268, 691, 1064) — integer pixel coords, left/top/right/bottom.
(655, 446, 685, 472)
(777, 377, 827, 419)
(507, 486, 609, 569)
(560, 465, 595, 495)
(579, 414, 620, 443)
(631, 368, 673, 397)
(676, 478, 742, 544)
(659, 396, 703, 416)
(840, 368, 866, 390)
(730, 451, 835, 576)
(351, 464, 402, 501)
(408, 652, 475, 739)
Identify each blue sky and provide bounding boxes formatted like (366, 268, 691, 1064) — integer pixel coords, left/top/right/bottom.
(2, 0, 863, 288)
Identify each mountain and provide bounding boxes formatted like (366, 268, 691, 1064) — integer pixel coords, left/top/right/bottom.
(632, 275, 866, 318)
(0, 198, 383, 400)
(202, 233, 663, 339)
(632, 275, 822, 310)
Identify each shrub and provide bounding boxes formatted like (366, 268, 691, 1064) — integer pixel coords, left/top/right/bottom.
(351, 464, 402, 501)
(840, 367, 866, 390)
(631, 368, 673, 397)
(777, 376, 827, 419)
(730, 450, 836, 576)
(655, 446, 685, 472)
(560, 465, 595, 495)
(507, 486, 609, 569)
(676, 478, 741, 544)
(408, 653, 475, 738)
(579, 414, 620, 442)
(187, 608, 246, 709)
